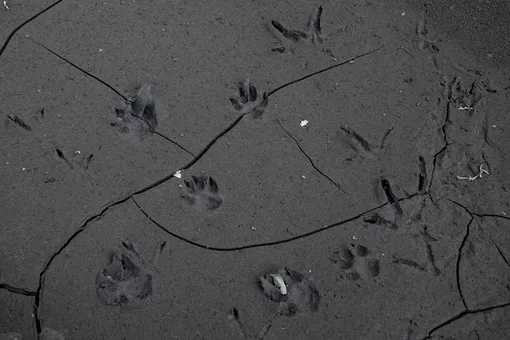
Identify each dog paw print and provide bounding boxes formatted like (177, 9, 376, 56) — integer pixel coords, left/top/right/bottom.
(112, 84, 158, 138)
(330, 244, 380, 281)
(230, 79, 268, 118)
(180, 175, 223, 211)
(260, 267, 320, 317)
(96, 239, 166, 306)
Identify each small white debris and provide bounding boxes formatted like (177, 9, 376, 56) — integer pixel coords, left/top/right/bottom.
(300, 120, 308, 127)
(99, 48, 103, 52)
(458, 106, 473, 111)
(73, 150, 81, 155)
(270, 274, 287, 295)
(348, 60, 355, 64)
(457, 163, 489, 181)
(401, 11, 405, 16)
(250, 227, 256, 230)
(301, 175, 306, 179)
(352, 236, 358, 240)
(502, 212, 507, 216)
(492, 125, 496, 128)
(173, 170, 182, 179)
(22, 168, 26, 171)
(172, 57, 178, 61)
(3, 1, 9, 10)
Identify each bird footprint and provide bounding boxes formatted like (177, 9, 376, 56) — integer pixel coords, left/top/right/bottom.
(230, 79, 268, 118)
(181, 175, 223, 211)
(270, 5, 324, 53)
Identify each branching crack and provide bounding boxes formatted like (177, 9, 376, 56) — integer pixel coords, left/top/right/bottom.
(275, 119, 346, 193)
(0, 0, 65, 58)
(32, 46, 388, 332)
(420, 301, 510, 339)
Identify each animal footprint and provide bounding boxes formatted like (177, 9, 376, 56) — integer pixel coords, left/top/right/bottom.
(416, 18, 439, 54)
(270, 5, 324, 53)
(230, 79, 268, 118)
(227, 308, 272, 340)
(180, 175, 223, 211)
(96, 239, 166, 306)
(330, 244, 380, 280)
(54, 148, 93, 171)
(260, 267, 320, 317)
(112, 84, 158, 138)
(340, 125, 393, 161)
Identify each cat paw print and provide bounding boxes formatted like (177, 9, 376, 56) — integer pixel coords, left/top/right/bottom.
(230, 79, 268, 118)
(180, 175, 223, 211)
(330, 244, 380, 281)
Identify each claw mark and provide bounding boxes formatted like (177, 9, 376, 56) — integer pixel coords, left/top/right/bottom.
(341, 125, 393, 160)
(381, 178, 403, 216)
(417, 156, 427, 192)
(84, 154, 93, 170)
(364, 213, 398, 230)
(7, 113, 31, 131)
(271, 20, 306, 42)
(379, 127, 394, 149)
(341, 125, 373, 154)
(393, 256, 427, 272)
(309, 5, 323, 45)
(55, 149, 74, 169)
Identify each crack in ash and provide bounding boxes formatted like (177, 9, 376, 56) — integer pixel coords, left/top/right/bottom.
(275, 119, 347, 194)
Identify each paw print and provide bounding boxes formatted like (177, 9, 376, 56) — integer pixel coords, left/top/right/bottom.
(181, 175, 223, 211)
(330, 244, 380, 280)
(112, 84, 158, 138)
(230, 79, 268, 118)
(96, 240, 166, 306)
(259, 267, 320, 317)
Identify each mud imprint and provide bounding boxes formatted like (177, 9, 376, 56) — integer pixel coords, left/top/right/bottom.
(330, 244, 380, 281)
(227, 307, 272, 340)
(260, 267, 320, 317)
(180, 175, 223, 211)
(96, 239, 166, 306)
(112, 84, 158, 139)
(230, 79, 268, 118)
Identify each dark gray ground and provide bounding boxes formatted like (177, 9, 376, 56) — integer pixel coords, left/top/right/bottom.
(1, 0, 509, 339)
